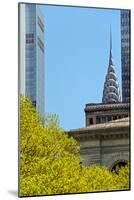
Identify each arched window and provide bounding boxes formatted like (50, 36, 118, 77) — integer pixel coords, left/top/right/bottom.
(111, 161, 127, 173)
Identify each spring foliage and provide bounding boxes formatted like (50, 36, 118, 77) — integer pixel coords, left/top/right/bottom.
(20, 97, 130, 197)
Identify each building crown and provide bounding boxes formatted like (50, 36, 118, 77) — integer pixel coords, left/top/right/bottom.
(102, 29, 121, 104)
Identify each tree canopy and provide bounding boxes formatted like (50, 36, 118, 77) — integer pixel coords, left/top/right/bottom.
(19, 96, 130, 197)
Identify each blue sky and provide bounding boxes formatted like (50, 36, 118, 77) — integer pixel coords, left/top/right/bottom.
(40, 5, 121, 130)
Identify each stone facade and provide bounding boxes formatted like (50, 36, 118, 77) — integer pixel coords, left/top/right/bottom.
(85, 102, 129, 126)
(68, 118, 129, 170)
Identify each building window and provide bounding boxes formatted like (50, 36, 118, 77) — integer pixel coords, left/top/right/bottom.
(96, 116, 101, 124)
(101, 117, 106, 123)
(89, 118, 93, 125)
(26, 33, 34, 44)
(107, 116, 111, 121)
(113, 116, 117, 120)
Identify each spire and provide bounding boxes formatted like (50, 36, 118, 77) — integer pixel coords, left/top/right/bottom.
(109, 26, 114, 66)
(102, 28, 121, 104)
(110, 25, 112, 50)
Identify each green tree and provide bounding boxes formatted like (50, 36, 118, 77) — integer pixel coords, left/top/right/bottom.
(19, 96, 130, 196)
(112, 163, 130, 190)
(20, 96, 81, 196)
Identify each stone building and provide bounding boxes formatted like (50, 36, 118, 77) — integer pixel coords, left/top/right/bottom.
(85, 102, 129, 126)
(68, 30, 130, 170)
(69, 117, 129, 170)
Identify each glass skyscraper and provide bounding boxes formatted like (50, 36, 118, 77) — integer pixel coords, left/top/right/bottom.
(19, 4, 45, 115)
(120, 10, 130, 103)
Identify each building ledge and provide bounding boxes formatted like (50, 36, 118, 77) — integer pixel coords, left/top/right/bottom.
(69, 117, 129, 133)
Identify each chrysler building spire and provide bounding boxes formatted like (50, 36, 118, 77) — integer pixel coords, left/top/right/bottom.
(109, 26, 113, 65)
(102, 29, 121, 104)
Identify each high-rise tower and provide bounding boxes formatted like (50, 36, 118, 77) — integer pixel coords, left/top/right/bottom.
(121, 10, 130, 103)
(102, 30, 120, 104)
(19, 3, 45, 115)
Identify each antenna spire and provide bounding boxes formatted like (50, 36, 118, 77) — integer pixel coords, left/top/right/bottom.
(110, 25, 112, 51)
(109, 26, 113, 66)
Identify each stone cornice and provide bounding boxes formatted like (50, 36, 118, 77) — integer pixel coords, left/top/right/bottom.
(69, 129, 129, 141)
(85, 102, 129, 112)
(68, 118, 129, 141)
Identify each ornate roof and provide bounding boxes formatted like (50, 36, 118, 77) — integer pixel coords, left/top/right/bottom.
(102, 29, 121, 103)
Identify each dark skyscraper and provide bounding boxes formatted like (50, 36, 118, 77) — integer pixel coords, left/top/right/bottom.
(120, 10, 130, 102)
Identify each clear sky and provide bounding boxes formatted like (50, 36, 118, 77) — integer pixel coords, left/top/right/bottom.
(40, 5, 121, 130)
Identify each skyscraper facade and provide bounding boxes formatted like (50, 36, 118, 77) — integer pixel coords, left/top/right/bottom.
(19, 3, 45, 115)
(102, 31, 120, 104)
(120, 10, 130, 103)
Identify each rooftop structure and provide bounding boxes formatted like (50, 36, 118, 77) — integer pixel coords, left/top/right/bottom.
(85, 102, 129, 126)
(102, 30, 121, 103)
